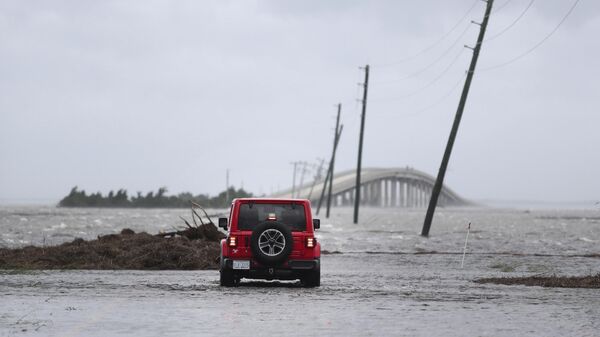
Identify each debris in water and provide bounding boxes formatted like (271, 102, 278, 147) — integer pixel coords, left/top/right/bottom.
(0, 204, 225, 270)
(475, 274, 600, 288)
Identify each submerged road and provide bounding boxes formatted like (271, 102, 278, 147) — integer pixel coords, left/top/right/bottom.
(1, 252, 599, 336)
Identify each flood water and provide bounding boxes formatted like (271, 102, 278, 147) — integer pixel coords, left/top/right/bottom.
(1, 205, 600, 336)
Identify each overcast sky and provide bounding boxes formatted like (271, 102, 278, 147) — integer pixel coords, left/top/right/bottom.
(1, 0, 598, 204)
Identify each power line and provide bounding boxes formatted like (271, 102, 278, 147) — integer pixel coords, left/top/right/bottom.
(403, 73, 467, 117)
(481, 0, 580, 71)
(373, 23, 472, 83)
(371, 47, 467, 101)
(374, 0, 480, 67)
(491, 0, 514, 14)
(340, 69, 366, 130)
(372, 72, 466, 118)
(484, 0, 535, 42)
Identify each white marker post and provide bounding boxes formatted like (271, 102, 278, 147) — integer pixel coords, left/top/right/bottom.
(460, 222, 471, 269)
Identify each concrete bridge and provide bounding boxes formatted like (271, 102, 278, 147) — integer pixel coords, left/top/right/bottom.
(273, 167, 470, 208)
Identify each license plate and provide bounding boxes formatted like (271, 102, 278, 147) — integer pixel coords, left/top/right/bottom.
(232, 260, 250, 270)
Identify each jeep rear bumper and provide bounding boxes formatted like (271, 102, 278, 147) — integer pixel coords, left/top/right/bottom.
(222, 258, 319, 280)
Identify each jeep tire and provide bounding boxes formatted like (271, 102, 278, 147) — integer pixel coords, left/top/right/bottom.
(250, 221, 293, 266)
(302, 259, 320, 287)
(220, 268, 235, 287)
(219, 253, 235, 287)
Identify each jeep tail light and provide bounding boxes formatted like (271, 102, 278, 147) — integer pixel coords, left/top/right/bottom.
(306, 237, 315, 248)
(228, 236, 237, 247)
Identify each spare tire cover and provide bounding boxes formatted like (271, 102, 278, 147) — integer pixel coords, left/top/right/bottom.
(250, 221, 293, 266)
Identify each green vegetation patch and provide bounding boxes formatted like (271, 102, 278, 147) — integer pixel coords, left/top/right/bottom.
(59, 186, 252, 208)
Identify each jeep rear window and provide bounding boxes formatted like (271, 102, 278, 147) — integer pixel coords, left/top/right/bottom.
(237, 203, 306, 231)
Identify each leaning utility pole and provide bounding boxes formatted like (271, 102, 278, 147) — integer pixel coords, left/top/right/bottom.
(290, 161, 298, 198)
(317, 125, 344, 215)
(225, 169, 230, 204)
(307, 158, 325, 200)
(422, 0, 494, 237)
(353, 65, 370, 224)
(326, 103, 342, 218)
(297, 161, 308, 198)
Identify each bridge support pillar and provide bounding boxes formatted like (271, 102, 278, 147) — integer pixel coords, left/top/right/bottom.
(415, 182, 421, 208)
(412, 183, 417, 208)
(359, 185, 363, 205)
(373, 181, 381, 206)
(379, 180, 384, 207)
(406, 181, 415, 208)
(414, 182, 420, 208)
(383, 180, 389, 207)
(413, 182, 418, 208)
(391, 180, 397, 207)
(425, 184, 431, 206)
(400, 181, 405, 207)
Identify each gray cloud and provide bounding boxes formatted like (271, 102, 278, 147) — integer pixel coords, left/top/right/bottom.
(1, 0, 598, 203)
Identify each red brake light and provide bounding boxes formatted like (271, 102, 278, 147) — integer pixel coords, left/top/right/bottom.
(306, 237, 315, 248)
(228, 236, 237, 247)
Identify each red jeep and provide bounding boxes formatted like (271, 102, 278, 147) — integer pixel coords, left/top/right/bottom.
(218, 198, 321, 287)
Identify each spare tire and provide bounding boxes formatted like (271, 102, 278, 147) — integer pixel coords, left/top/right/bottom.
(250, 221, 293, 266)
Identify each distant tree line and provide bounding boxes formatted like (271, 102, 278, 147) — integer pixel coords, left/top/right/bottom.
(58, 186, 252, 208)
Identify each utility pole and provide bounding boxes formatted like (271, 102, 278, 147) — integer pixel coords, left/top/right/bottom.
(422, 0, 494, 237)
(326, 103, 342, 218)
(308, 158, 325, 200)
(317, 125, 343, 215)
(290, 161, 298, 198)
(297, 161, 308, 198)
(225, 169, 230, 205)
(353, 65, 370, 224)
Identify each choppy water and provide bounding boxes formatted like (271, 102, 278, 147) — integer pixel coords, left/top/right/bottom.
(1, 206, 600, 336)
(2, 206, 600, 255)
